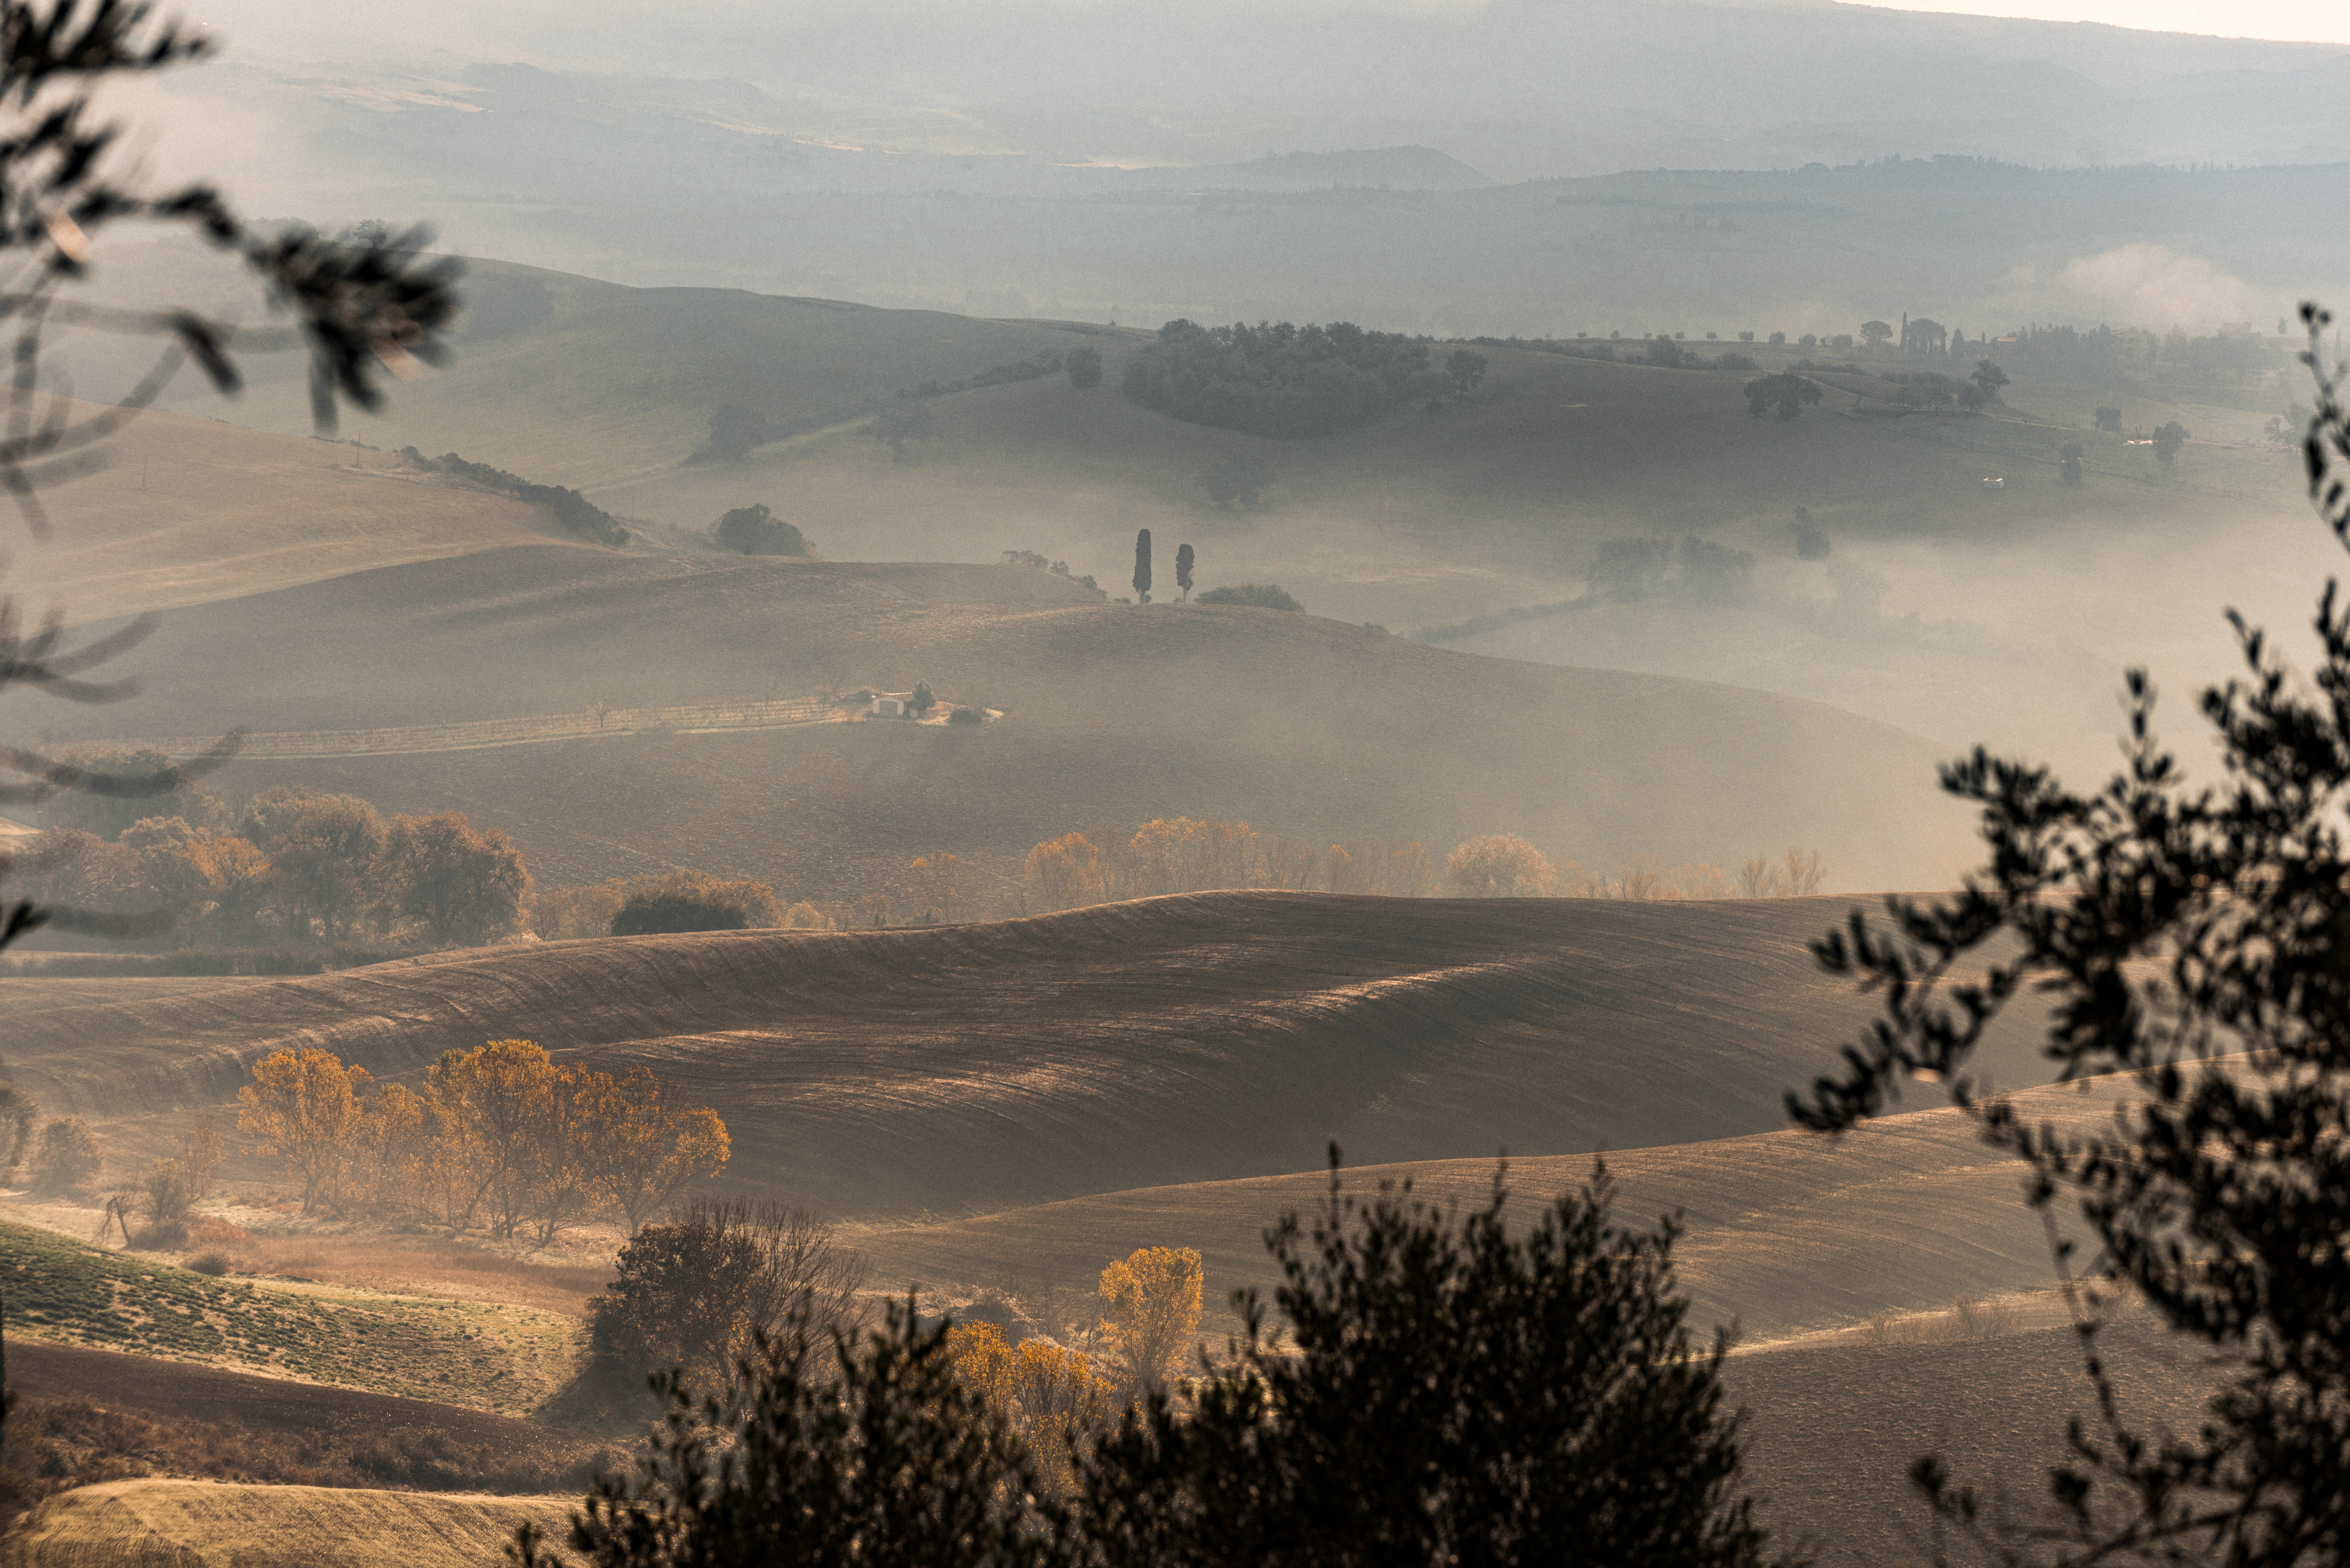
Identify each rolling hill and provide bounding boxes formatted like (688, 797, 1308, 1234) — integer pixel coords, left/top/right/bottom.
(845, 1066, 2139, 1345)
(5, 402, 574, 622)
(39, 240, 2319, 785)
(2, 893, 2059, 1224)
(48, 544, 1974, 903)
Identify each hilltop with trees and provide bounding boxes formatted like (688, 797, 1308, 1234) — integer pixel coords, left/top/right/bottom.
(1120, 319, 1434, 438)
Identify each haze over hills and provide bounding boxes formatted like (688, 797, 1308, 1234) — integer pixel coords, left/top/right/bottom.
(47, 537, 1980, 900)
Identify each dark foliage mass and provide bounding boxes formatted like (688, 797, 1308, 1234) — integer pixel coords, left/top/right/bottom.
(715, 503, 811, 557)
(1195, 583, 1303, 612)
(1790, 305, 2350, 1567)
(610, 890, 749, 936)
(400, 449, 629, 546)
(521, 1301, 1050, 1568)
(1743, 372, 1822, 419)
(1123, 320, 1432, 439)
(1080, 1159, 1775, 1568)
(522, 1161, 1780, 1568)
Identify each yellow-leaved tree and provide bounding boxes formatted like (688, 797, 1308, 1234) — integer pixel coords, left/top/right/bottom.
(1023, 833, 1105, 912)
(945, 1322, 1119, 1498)
(1445, 833, 1557, 897)
(1098, 1245, 1204, 1394)
(594, 1065, 732, 1234)
(239, 1043, 727, 1237)
(237, 1047, 370, 1212)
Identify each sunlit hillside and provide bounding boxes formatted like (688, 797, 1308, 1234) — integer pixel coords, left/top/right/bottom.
(4, 894, 2060, 1220)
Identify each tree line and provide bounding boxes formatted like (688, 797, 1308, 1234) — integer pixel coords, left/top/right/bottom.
(237, 1041, 727, 1240)
(1019, 819, 1827, 912)
(14, 775, 531, 948)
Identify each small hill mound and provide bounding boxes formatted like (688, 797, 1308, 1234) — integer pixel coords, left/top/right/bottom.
(7, 893, 2052, 1222)
(62, 548, 1971, 900)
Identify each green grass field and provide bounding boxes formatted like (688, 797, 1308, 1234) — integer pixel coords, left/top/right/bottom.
(0, 1220, 584, 1418)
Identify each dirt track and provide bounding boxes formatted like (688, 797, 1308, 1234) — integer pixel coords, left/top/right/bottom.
(7, 891, 2059, 1223)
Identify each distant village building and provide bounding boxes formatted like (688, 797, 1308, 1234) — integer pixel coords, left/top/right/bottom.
(869, 691, 915, 717)
(1981, 477, 2005, 491)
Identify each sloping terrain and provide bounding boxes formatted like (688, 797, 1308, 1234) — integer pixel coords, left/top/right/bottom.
(15, 1479, 569, 1568)
(0, 1219, 583, 1415)
(846, 1069, 2131, 1343)
(8, 1340, 614, 1489)
(3, 893, 2055, 1223)
(1731, 1317, 2224, 1565)
(76, 249, 1097, 490)
(55, 547, 1971, 900)
(2, 402, 578, 622)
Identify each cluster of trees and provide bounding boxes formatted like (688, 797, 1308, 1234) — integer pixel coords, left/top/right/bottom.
(515, 1162, 1775, 1568)
(398, 449, 630, 546)
(1742, 371, 1820, 419)
(713, 503, 813, 558)
(582, 1200, 867, 1410)
(533, 871, 832, 939)
(1017, 821, 1826, 912)
(0, 1077, 104, 1201)
(1448, 834, 1824, 901)
(1194, 583, 1301, 611)
(1003, 550, 1108, 597)
(1121, 319, 1436, 439)
(237, 1041, 728, 1239)
(14, 779, 532, 948)
(1021, 819, 1442, 912)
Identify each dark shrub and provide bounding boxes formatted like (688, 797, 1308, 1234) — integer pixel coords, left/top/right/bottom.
(611, 892, 751, 937)
(715, 503, 812, 557)
(1196, 583, 1304, 612)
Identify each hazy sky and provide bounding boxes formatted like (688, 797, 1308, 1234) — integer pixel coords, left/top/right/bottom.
(1848, 0, 2345, 44)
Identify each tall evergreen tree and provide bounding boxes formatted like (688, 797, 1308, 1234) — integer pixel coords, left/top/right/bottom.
(1174, 543, 1195, 601)
(1133, 529, 1152, 603)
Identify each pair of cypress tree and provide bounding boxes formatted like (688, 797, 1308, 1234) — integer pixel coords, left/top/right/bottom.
(1130, 531, 1195, 605)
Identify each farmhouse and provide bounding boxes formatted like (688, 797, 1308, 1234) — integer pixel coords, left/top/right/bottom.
(869, 691, 915, 717)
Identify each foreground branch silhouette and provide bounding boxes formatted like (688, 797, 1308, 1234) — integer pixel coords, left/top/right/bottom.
(1791, 303, 2350, 1565)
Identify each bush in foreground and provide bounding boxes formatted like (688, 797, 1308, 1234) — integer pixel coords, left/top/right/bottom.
(516, 1159, 1783, 1568)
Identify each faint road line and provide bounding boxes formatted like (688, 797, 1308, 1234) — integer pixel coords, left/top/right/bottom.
(111, 697, 844, 760)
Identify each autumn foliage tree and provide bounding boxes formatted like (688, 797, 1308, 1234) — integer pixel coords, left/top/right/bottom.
(1097, 1246, 1203, 1395)
(1446, 833, 1557, 897)
(238, 1043, 726, 1235)
(237, 1046, 370, 1212)
(375, 811, 530, 944)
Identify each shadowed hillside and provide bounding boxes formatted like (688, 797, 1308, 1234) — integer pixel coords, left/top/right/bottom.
(5, 894, 2056, 1222)
(1731, 1318, 2221, 1566)
(53, 548, 1969, 900)
(847, 1069, 2142, 1341)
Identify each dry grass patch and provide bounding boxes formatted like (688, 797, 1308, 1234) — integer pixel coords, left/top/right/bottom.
(224, 1233, 612, 1318)
(13, 1479, 573, 1568)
